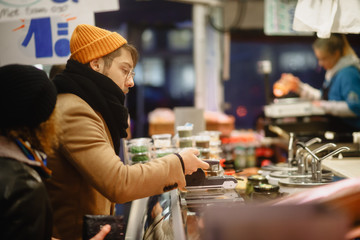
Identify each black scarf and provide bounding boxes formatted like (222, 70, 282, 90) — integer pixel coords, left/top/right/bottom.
(53, 59, 128, 154)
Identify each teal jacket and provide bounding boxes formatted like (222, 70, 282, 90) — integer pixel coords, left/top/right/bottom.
(325, 66, 360, 130)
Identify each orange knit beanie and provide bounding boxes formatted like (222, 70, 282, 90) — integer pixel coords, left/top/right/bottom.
(70, 24, 128, 64)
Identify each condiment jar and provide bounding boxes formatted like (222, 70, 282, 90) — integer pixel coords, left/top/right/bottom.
(245, 174, 268, 196)
(251, 183, 280, 202)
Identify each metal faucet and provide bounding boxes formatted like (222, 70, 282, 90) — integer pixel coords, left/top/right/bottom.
(297, 142, 349, 182)
(296, 137, 322, 175)
(287, 133, 296, 168)
(302, 143, 336, 175)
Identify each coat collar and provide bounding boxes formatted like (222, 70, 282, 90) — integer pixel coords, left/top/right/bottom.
(0, 136, 41, 167)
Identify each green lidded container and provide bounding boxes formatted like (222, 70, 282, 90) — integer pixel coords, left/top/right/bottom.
(245, 174, 268, 196)
(251, 183, 280, 201)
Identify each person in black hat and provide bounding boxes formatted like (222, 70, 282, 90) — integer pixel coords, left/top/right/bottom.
(0, 64, 110, 240)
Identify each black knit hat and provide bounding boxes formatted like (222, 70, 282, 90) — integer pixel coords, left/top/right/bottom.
(0, 64, 57, 128)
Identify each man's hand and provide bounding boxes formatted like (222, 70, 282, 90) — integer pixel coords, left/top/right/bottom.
(179, 148, 209, 175)
(90, 224, 111, 240)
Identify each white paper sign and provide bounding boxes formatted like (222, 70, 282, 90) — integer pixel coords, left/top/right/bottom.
(264, 0, 312, 36)
(0, 0, 119, 22)
(0, 11, 94, 65)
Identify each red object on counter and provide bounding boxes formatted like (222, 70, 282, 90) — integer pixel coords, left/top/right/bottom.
(219, 158, 226, 168)
(261, 159, 272, 167)
(224, 169, 235, 176)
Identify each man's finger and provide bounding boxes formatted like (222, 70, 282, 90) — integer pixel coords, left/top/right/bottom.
(200, 160, 210, 169)
(90, 224, 111, 240)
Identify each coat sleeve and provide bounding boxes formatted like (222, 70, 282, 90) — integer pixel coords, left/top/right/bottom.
(299, 82, 321, 100)
(58, 95, 186, 203)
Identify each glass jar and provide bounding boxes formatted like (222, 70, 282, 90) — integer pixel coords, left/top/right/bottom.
(251, 183, 280, 202)
(234, 146, 246, 170)
(203, 159, 221, 176)
(245, 174, 268, 196)
(246, 147, 256, 168)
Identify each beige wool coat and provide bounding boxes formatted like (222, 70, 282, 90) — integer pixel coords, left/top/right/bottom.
(45, 93, 185, 240)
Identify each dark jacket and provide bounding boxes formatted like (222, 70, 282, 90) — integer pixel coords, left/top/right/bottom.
(0, 136, 52, 240)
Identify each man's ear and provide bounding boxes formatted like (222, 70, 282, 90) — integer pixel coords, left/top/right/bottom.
(89, 58, 102, 72)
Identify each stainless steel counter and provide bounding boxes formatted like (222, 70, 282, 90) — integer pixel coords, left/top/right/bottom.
(322, 158, 360, 178)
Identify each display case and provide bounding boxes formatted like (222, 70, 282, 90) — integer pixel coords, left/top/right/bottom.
(125, 188, 244, 240)
(125, 186, 350, 240)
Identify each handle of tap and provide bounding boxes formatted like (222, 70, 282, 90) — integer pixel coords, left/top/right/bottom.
(296, 142, 319, 161)
(288, 133, 295, 153)
(288, 133, 296, 167)
(296, 137, 323, 161)
(304, 137, 322, 147)
(312, 143, 336, 154)
(319, 146, 350, 161)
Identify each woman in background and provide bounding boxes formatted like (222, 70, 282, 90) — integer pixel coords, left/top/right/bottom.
(273, 34, 360, 133)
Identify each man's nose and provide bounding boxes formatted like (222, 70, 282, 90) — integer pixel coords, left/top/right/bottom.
(127, 78, 134, 88)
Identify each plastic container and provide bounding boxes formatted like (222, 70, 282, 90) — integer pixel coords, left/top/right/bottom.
(194, 135, 210, 148)
(129, 144, 149, 154)
(128, 138, 152, 146)
(128, 138, 152, 164)
(210, 149, 222, 159)
(152, 134, 172, 148)
(199, 131, 221, 141)
(155, 148, 175, 158)
(130, 152, 151, 163)
(199, 148, 211, 159)
(209, 140, 221, 150)
(179, 137, 193, 148)
(177, 125, 193, 138)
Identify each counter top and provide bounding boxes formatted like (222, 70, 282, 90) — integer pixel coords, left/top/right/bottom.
(322, 158, 360, 178)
